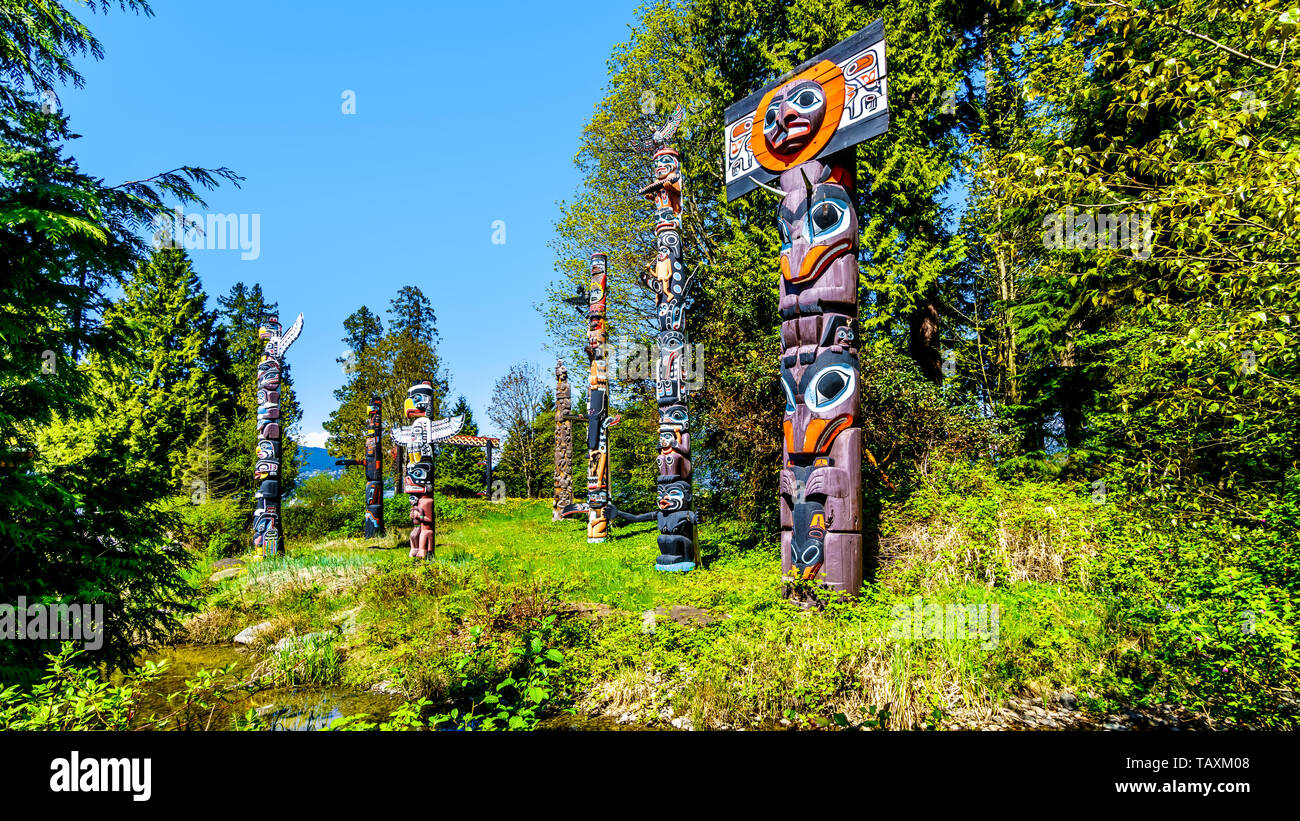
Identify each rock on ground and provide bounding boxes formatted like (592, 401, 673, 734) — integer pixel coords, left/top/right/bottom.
(233, 621, 274, 645)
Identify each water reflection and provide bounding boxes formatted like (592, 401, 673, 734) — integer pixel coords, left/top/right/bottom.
(125, 644, 402, 731)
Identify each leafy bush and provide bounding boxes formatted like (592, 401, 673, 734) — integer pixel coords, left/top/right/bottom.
(431, 615, 566, 730)
(173, 497, 248, 560)
(282, 503, 352, 543)
(0, 643, 268, 731)
(1094, 514, 1300, 728)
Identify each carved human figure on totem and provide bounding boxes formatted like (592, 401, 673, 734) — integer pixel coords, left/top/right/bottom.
(657, 404, 691, 482)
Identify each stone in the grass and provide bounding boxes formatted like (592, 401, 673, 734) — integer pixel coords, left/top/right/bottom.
(233, 621, 274, 644)
(209, 567, 244, 583)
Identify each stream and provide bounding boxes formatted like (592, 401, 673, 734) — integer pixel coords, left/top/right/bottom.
(124, 644, 626, 730)
(123, 644, 405, 731)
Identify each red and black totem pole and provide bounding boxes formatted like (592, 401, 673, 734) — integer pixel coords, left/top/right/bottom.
(253, 312, 303, 558)
(724, 22, 890, 594)
(557, 254, 619, 542)
(335, 394, 385, 539)
(363, 395, 384, 537)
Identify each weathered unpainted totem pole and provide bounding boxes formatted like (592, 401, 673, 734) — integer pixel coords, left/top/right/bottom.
(638, 104, 699, 572)
(393, 381, 464, 559)
(552, 359, 574, 521)
(724, 22, 889, 594)
(253, 312, 304, 557)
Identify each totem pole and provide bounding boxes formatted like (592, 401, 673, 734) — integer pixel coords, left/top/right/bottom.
(253, 312, 304, 557)
(552, 359, 574, 521)
(363, 395, 384, 537)
(637, 104, 699, 572)
(724, 22, 889, 594)
(572, 254, 617, 543)
(392, 381, 464, 559)
(339, 394, 386, 537)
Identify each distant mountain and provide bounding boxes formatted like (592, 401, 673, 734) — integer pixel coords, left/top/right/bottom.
(297, 445, 343, 478)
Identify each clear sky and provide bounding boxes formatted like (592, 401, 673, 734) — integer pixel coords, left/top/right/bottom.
(55, 1, 642, 443)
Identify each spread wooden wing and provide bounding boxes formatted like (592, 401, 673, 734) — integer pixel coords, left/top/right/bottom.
(277, 313, 305, 356)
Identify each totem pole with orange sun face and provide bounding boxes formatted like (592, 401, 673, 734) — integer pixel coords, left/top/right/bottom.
(725, 21, 890, 595)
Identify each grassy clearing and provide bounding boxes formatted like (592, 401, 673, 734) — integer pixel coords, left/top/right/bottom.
(171, 464, 1298, 729)
(176, 475, 1174, 730)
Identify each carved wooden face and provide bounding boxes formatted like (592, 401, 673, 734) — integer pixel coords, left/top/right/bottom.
(257, 358, 281, 389)
(763, 80, 827, 155)
(653, 148, 679, 181)
(258, 316, 280, 342)
(781, 346, 858, 455)
(777, 163, 857, 284)
(405, 460, 433, 493)
(405, 383, 434, 419)
(657, 480, 692, 512)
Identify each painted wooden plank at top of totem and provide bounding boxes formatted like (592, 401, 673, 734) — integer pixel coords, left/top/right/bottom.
(553, 359, 574, 521)
(638, 105, 699, 572)
(584, 253, 614, 543)
(252, 311, 304, 558)
(724, 21, 889, 595)
(392, 381, 464, 560)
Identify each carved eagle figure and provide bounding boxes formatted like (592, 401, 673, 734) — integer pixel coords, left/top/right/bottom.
(263, 313, 304, 359)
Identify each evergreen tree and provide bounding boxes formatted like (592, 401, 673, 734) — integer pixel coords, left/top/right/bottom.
(93, 248, 217, 490)
(436, 395, 487, 496)
(324, 305, 387, 461)
(342, 305, 384, 354)
(324, 289, 448, 494)
(0, 0, 241, 677)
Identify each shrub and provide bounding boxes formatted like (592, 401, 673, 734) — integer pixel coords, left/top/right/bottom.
(173, 497, 249, 560)
(1093, 514, 1300, 728)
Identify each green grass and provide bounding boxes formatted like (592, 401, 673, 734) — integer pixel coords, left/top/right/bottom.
(173, 476, 1296, 730)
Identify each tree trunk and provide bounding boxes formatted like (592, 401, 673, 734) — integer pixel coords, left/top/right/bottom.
(909, 297, 943, 384)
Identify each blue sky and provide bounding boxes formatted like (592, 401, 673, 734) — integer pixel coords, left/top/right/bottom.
(57, 1, 643, 443)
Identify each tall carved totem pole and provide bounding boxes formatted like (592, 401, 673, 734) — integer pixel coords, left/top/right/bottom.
(552, 360, 574, 521)
(334, 394, 385, 538)
(724, 22, 889, 593)
(639, 105, 699, 572)
(253, 312, 304, 557)
(393, 381, 464, 559)
(363, 395, 384, 537)
(583, 253, 615, 543)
